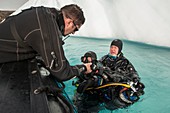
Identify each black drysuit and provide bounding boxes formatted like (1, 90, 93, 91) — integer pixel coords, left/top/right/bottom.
(0, 7, 85, 81)
(0, 7, 85, 113)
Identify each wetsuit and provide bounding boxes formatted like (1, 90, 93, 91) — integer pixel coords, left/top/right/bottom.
(0, 7, 85, 113)
(99, 52, 141, 110)
(73, 53, 141, 112)
(0, 7, 85, 81)
(100, 52, 139, 79)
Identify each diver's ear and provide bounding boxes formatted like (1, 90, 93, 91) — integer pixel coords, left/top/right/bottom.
(64, 17, 72, 27)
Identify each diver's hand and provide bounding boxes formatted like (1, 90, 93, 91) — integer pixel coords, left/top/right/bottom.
(84, 63, 92, 74)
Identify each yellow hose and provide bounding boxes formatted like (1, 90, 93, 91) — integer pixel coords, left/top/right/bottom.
(86, 83, 131, 90)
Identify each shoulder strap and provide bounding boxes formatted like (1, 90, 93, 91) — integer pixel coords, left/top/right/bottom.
(10, 18, 28, 48)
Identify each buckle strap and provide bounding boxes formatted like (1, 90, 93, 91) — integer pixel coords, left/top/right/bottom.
(33, 86, 63, 95)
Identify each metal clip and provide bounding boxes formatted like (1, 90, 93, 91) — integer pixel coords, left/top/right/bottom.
(34, 89, 41, 94)
(50, 52, 58, 69)
(51, 51, 56, 59)
(129, 81, 137, 92)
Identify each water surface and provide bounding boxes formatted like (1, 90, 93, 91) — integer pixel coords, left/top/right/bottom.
(63, 36, 170, 113)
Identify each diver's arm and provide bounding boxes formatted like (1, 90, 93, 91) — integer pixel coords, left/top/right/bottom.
(29, 34, 89, 81)
(99, 55, 108, 65)
(25, 8, 90, 81)
(123, 58, 140, 81)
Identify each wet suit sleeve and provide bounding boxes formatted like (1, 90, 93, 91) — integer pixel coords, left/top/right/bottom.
(26, 7, 86, 82)
(99, 55, 108, 66)
(122, 57, 140, 80)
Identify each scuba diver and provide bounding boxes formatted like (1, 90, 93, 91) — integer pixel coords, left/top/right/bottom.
(73, 42, 145, 112)
(73, 51, 104, 113)
(99, 39, 145, 110)
(100, 39, 138, 76)
(0, 4, 92, 113)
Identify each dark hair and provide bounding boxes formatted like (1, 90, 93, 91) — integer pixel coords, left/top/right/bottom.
(61, 4, 85, 26)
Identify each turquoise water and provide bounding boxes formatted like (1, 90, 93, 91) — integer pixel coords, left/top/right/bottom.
(63, 36, 170, 113)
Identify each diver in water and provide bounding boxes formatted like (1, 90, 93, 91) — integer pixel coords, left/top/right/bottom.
(73, 40, 145, 112)
(0, 4, 92, 113)
(99, 39, 145, 110)
(100, 39, 137, 76)
(73, 51, 103, 113)
(99, 39, 144, 86)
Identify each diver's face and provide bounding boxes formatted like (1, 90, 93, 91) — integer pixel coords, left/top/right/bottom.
(63, 17, 81, 35)
(110, 45, 119, 55)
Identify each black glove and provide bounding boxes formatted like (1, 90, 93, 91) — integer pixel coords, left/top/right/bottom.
(136, 82, 145, 96)
(77, 79, 94, 93)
